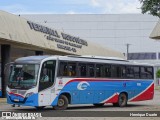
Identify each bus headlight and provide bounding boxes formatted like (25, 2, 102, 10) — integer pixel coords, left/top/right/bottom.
(26, 92, 34, 98)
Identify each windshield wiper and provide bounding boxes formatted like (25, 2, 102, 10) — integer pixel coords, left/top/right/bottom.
(17, 70, 24, 85)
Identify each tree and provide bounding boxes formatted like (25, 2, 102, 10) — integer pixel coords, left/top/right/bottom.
(156, 69, 160, 78)
(139, 0, 160, 18)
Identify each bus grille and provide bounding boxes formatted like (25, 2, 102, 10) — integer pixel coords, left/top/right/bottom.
(10, 89, 26, 96)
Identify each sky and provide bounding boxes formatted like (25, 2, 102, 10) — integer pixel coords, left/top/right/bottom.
(0, 0, 142, 14)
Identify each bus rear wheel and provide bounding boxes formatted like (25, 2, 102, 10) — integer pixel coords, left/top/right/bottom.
(53, 95, 68, 110)
(117, 93, 127, 107)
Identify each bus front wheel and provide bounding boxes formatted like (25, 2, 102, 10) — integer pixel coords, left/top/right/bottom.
(53, 95, 68, 110)
(117, 93, 127, 107)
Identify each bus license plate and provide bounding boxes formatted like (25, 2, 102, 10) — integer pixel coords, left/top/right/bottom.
(14, 99, 19, 102)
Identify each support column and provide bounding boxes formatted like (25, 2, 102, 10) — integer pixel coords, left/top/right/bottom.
(1, 45, 11, 97)
(35, 51, 43, 55)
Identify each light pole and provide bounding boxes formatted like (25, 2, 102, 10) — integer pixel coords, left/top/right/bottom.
(126, 43, 131, 60)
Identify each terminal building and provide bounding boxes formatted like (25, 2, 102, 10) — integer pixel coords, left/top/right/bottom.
(0, 11, 123, 97)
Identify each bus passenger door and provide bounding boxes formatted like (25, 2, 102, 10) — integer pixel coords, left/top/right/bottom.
(38, 60, 56, 106)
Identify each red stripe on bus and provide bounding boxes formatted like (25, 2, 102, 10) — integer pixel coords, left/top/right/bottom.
(9, 92, 24, 98)
(130, 83, 154, 101)
(65, 78, 133, 85)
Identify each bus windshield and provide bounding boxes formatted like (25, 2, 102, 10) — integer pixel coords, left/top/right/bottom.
(8, 64, 39, 89)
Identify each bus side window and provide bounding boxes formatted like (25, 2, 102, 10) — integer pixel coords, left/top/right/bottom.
(111, 65, 117, 78)
(126, 66, 134, 78)
(68, 62, 77, 77)
(96, 64, 103, 77)
(121, 66, 126, 78)
(134, 67, 140, 79)
(111, 65, 122, 78)
(141, 67, 153, 79)
(59, 62, 68, 76)
(141, 67, 147, 79)
(79, 64, 86, 77)
(87, 64, 95, 77)
(146, 67, 153, 79)
(103, 65, 111, 77)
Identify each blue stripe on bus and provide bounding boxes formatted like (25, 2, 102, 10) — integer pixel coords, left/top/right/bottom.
(51, 79, 153, 105)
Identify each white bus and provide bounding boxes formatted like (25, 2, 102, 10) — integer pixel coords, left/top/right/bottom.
(6, 55, 154, 110)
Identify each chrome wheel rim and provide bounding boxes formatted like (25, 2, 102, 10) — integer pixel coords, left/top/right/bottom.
(58, 99, 65, 107)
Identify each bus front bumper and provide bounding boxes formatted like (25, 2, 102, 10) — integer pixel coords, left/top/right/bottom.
(7, 93, 39, 107)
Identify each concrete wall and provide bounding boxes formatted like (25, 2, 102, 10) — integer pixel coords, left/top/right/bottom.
(22, 14, 159, 53)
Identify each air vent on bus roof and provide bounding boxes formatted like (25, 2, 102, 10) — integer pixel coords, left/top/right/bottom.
(66, 55, 127, 61)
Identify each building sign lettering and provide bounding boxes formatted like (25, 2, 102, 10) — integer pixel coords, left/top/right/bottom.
(27, 21, 60, 38)
(27, 21, 88, 53)
(61, 33, 88, 46)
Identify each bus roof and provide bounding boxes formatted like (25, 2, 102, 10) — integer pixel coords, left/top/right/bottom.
(15, 55, 50, 64)
(14, 55, 153, 67)
(58, 55, 153, 66)
(66, 55, 127, 61)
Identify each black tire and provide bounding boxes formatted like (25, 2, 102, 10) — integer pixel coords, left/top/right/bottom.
(118, 93, 127, 107)
(35, 106, 45, 110)
(93, 103, 104, 107)
(53, 95, 68, 110)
